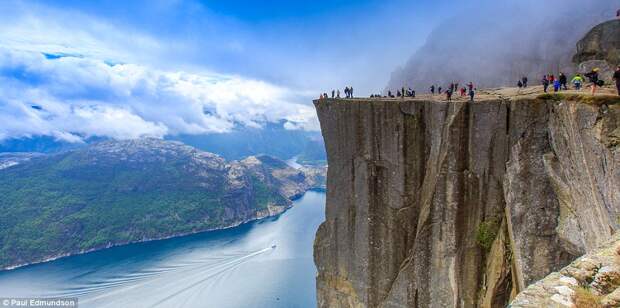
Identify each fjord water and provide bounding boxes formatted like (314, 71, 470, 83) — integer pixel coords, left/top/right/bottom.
(0, 191, 325, 308)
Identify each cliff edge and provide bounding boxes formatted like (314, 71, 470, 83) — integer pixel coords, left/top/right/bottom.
(313, 93, 620, 307)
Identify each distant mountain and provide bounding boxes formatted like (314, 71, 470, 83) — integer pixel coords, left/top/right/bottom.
(0, 136, 89, 153)
(1, 123, 327, 163)
(0, 152, 44, 170)
(0, 139, 323, 270)
(171, 122, 326, 161)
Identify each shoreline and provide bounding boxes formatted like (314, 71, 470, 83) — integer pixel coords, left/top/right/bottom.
(1, 191, 324, 272)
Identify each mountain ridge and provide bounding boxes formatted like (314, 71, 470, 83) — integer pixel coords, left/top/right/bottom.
(0, 138, 324, 270)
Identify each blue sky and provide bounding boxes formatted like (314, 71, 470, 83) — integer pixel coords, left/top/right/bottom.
(0, 0, 457, 141)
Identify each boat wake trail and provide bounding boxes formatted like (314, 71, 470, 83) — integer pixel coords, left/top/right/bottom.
(58, 246, 274, 307)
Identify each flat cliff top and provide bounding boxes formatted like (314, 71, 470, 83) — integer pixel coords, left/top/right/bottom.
(315, 85, 620, 105)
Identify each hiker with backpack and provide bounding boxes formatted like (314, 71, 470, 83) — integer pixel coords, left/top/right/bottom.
(571, 74, 584, 91)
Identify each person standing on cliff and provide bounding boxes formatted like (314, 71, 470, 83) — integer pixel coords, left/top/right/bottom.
(430, 85, 435, 95)
(542, 75, 550, 93)
(467, 82, 474, 92)
(446, 88, 453, 101)
(522, 76, 528, 88)
(350, 87, 354, 98)
(572, 74, 584, 91)
(559, 73, 568, 91)
(468, 88, 475, 102)
(517, 80, 523, 89)
(613, 66, 620, 96)
(438, 86, 443, 94)
(336, 89, 340, 98)
(585, 68, 600, 95)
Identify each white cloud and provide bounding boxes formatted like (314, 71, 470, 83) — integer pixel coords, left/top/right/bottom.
(0, 3, 318, 142)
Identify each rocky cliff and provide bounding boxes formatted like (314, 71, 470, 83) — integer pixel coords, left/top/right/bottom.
(387, 1, 617, 91)
(573, 19, 620, 82)
(313, 93, 620, 307)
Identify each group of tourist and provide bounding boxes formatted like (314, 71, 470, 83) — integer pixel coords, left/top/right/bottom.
(539, 66, 620, 96)
(319, 66, 620, 101)
(540, 72, 574, 93)
(320, 86, 355, 100)
(428, 82, 476, 101)
(379, 87, 416, 98)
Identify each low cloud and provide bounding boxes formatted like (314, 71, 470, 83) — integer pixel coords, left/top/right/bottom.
(0, 3, 318, 142)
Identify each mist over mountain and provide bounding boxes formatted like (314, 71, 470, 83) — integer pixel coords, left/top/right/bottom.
(171, 121, 326, 162)
(0, 122, 326, 162)
(387, 0, 618, 91)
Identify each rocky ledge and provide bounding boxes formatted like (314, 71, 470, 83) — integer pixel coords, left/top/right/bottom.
(511, 232, 620, 307)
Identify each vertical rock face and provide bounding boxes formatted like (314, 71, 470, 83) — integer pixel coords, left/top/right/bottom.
(313, 96, 619, 307)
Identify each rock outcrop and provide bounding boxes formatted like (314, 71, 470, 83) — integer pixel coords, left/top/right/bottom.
(387, 1, 617, 90)
(511, 232, 620, 307)
(573, 19, 620, 82)
(313, 93, 620, 307)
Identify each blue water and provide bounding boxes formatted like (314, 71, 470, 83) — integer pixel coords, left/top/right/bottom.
(0, 191, 326, 308)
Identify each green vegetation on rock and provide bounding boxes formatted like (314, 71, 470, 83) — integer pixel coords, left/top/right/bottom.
(476, 220, 499, 251)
